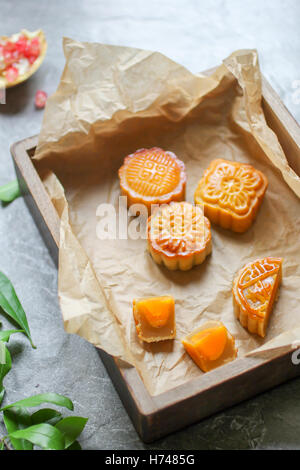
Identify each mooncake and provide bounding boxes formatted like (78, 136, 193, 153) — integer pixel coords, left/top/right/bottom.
(118, 148, 186, 213)
(233, 257, 282, 338)
(181, 321, 237, 372)
(147, 201, 212, 271)
(133, 296, 175, 342)
(194, 159, 268, 232)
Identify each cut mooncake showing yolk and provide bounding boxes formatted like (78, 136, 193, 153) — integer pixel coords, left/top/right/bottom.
(194, 159, 268, 232)
(133, 296, 176, 343)
(118, 148, 186, 213)
(233, 257, 282, 338)
(188, 326, 227, 361)
(147, 201, 212, 271)
(182, 321, 237, 372)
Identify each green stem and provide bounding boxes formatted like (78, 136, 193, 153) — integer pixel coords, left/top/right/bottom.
(0, 435, 12, 450)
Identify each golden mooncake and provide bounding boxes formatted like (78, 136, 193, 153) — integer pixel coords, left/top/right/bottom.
(118, 148, 186, 212)
(181, 321, 237, 372)
(147, 201, 212, 271)
(233, 257, 282, 338)
(133, 296, 175, 342)
(194, 159, 268, 232)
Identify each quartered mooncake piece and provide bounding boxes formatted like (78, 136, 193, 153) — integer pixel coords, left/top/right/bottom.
(194, 159, 268, 232)
(133, 296, 176, 343)
(118, 148, 186, 213)
(233, 257, 282, 338)
(147, 201, 212, 271)
(182, 321, 237, 372)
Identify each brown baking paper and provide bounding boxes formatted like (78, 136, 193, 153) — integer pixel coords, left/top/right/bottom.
(34, 39, 300, 395)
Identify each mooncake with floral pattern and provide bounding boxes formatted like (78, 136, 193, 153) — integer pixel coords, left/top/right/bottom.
(194, 159, 268, 232)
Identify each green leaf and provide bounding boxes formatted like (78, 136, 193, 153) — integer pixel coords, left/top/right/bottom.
(0, 180, 21, 203)
(0, 342, 11, 406)
(0, 440, 4, 450)
(1, 393, 74, 412)
(68, 440, 82, 450)
(0, 388, 5, 406)
(0, 329, 24, 343)
(0, 344, 11, 391)
(55, 416, 88, 449)
(3, 408, 33, 450)
(0, 340, 7, 366)
(8, 423, 65, 450)
(31, 408, 62, 426)
(0, 271, 35, 348)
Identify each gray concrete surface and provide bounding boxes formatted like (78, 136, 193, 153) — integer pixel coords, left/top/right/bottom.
(0, 0, 300, 450)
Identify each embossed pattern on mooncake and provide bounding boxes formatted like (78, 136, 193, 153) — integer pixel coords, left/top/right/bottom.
(233, 257, 282, 337)
(119, 148, 186, 212)
(194, 159, 268, 232)
(147, 201, 212, 271)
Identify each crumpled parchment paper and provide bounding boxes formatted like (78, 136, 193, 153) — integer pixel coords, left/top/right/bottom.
(34, 39, 300, 395)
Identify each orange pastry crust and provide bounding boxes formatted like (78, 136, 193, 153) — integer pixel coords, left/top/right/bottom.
(133, 296, 176, 343)
(182, 321, 237, 372)
(118, 148, 186, 212)
(194, 159, 268, 232)
(233, 257, 282, 338)
(147, 201, 212, 271)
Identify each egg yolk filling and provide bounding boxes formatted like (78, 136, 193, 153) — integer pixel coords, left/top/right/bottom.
(137, 297, 173, 328)
(185, 326, 227, 361)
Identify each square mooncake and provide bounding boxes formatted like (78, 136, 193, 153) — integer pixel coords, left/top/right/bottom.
(133, 296, 176, 343)
(194, 159, 268, 232)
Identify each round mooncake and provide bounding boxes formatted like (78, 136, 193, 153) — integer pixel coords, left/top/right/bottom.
(147, 201, 212, 271)
(118, 148, 186, 213)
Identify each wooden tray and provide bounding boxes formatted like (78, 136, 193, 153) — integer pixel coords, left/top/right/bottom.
(11, 76, 300, 443)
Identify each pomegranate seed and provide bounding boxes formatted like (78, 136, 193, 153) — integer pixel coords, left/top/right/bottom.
(31, 37, 40, 46)
(35, 90, 47, 109)
(4, 41, 15, 52)
(5, 66, 19, 83)
(15, 36, 28, 54)
(3, 50, 14, 66)
(12, 49, 20, 61)
(28, 55, 37, 65)
(25, 37, 40, 59)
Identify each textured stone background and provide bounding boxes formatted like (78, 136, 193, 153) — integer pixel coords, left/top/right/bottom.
(0, 0, 300, 450)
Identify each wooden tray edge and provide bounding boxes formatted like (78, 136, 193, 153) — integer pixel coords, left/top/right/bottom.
(10, 74, 300, 442)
